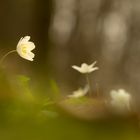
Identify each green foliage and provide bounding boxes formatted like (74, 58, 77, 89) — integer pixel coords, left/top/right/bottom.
(49, 79, 60, 99)
(14, 75, 34, 102)
(0, 68, 139, 140)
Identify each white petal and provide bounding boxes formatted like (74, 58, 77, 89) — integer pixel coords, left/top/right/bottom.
(68, 90, 83, 98)
(21, 36, 30, 43)
(72, 65, 83, 73)
(81, 63, 88, 67)
(89, 61, 97, 68)
(17, 50, 34, 61)
(16, 45, 22, 56)
(23, 54, 34, 61)
(26, 42, 35, 50)
(81, 63, 89, 72)
(17, 37, 23, 46)
(17, 38, 23, 51)
(17, 36, 30, 47)
(89, 67, 99, 73)
(28, 52, 35, 58)
(68, 85, 89, 98)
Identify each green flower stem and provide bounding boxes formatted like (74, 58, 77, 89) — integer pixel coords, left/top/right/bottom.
(0, 50, 17, 64)
(86, 73, 92, 97)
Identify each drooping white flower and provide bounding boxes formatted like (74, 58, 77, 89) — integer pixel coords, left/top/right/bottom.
(110, 89, 131, 111)
(68, 85, 89, 98)
(16, 36, 35, 61)
(72, 61, 99, 74)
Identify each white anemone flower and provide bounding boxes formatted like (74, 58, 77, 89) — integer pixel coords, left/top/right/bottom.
(110, 89, 131, 111)
(16, 36, 35, 61)
(68, 85, 89, 98)
(72, 61, 98, 74)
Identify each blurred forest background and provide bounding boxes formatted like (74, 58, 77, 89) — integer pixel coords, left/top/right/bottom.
(0, 0, 140, 98)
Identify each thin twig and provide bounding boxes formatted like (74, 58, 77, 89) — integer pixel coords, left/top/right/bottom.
(0, 50, 16, 64)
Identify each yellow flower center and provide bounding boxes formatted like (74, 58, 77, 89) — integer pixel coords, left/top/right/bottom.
(21, 45, 27, 56)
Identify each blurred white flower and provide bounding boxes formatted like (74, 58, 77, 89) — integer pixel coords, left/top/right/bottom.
(72, 61, 98, 74)
(110, 89, 131, 111)
(68, 85, 89, 98)
(17, 36, 35, 61)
